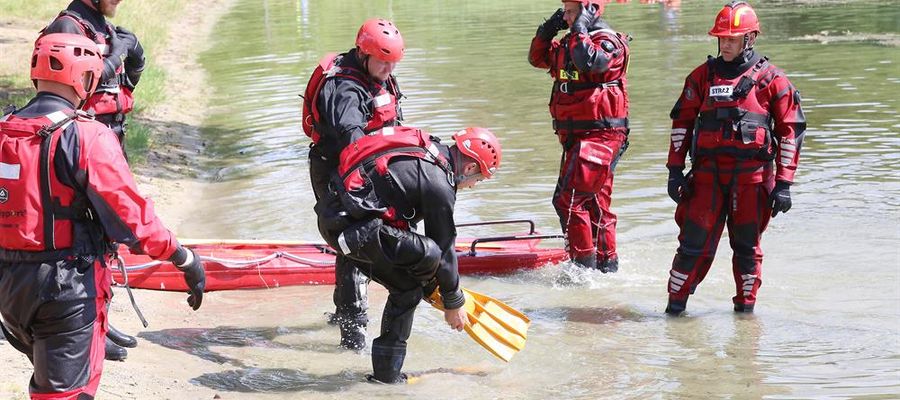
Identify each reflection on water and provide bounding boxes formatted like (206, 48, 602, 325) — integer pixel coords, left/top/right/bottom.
(179, 0, 900, 398)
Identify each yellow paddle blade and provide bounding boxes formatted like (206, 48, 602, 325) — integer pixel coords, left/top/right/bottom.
(428, 287, 530, 362)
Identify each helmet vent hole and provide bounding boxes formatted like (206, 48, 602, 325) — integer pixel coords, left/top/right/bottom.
(74, 48, 82, 57)
(49, 56, 64, 71)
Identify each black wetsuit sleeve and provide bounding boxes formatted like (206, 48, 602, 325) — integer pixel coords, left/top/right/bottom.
(419, 164, 464, 310)
(317, 79, 370, 150)
(121, 31, 145, 89)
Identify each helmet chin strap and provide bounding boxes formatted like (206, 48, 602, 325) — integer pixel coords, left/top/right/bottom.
(357, 49, 374, 79)
(451, 148, 475, 186)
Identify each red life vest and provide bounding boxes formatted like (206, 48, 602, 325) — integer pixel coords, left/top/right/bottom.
(302, 53, 400, 144)
(47, 10, 135, 118)
(690, 57, 776, 162)
(550, 29, 630, 136)
(0, 110, 105, 257)
(337, 126, 450, 227)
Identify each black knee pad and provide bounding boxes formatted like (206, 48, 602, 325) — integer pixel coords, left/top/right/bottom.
(407, 237, 441, 282)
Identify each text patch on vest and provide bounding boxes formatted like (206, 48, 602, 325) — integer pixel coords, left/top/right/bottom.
(709, 85, 734, 97)
(558, 69, 579, 81)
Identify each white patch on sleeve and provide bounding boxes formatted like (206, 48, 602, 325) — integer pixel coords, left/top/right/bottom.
(671, 128, 687, 151)
(381, 126, 395, 136)
(0, 162, 20, 180)
(337, 233, 350, 255)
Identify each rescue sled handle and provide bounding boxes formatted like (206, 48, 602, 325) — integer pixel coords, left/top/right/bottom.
(455, 219, 537, 235)
(466, 234, 565, 256)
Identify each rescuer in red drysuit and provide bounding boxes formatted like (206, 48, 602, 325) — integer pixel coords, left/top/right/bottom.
(664, 1, 806, 315)
(0, 33, 205, 399)
(529, 0, 631, 273)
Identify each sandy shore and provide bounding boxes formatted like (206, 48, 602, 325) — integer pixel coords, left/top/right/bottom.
(0, 0, 238, 398)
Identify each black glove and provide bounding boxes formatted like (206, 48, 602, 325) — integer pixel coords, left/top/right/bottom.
(170, 247, 206, 310)
(114, 26, 138, 56)
(667, 167, 688, 203)
(537, 8, 568, 40)
(114, 26, 146, 90)
(106, 26, 127, 62)
(571, 3, 598, 33)
(770, 181, 792, 217)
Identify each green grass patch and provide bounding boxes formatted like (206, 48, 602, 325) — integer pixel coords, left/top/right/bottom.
(0, 1, 62, 20)
(0, 77, 34, 110)
(124, 120, 150, 164)
(0, 0, 192, 162)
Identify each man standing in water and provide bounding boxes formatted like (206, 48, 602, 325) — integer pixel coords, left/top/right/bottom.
(302, 18, 404, 350)
(528, 0, 631, 272)
(0, 33, 204, 399)
(664, 1, 805, 315)
(42, 0, 148, 360)
(317, 126, 502, 383)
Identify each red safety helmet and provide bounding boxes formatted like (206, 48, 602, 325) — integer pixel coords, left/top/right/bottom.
(452, 127, 502, 179)
(709, 1, 761, 37)
(31, 33, 103, 100)
(356, 19, 405, 63)
(562, 0, 607, 16)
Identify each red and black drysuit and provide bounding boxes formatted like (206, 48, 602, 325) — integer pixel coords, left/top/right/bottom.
(0, 93, 191, 398)
(529, 17, 631, 272)
(43, 0, 145, 158)
(305, 48, 402, 348)
(666, 50, 805, 313)
(315, 127, 463, 384)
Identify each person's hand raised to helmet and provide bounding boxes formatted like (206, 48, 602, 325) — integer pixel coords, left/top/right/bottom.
(571, 3, 600, 33)
(538, 8, 569, 40)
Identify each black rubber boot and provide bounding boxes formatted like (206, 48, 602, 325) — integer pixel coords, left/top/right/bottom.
(370, 341, 408, 384)
(339, 322, 367, 351)
(734, 303, 755, 313)
(105, 337, 128, 361)
(107, 324, 138, 348)
(597, 256, 619, 273)
(572, 254, 597, 269)
(665, 298, 688, 316)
